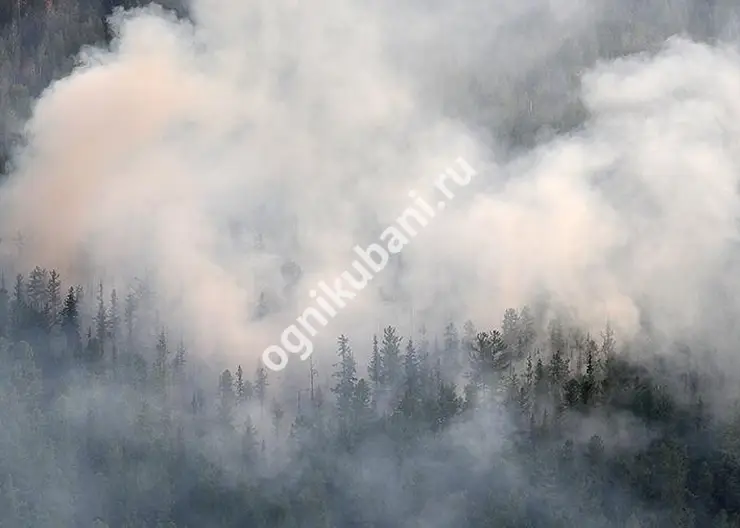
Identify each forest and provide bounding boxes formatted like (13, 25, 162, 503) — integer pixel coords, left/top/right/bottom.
(4, 0, 740, 527)
(1, 264, 740, 527)
(0, 265, 739, 527)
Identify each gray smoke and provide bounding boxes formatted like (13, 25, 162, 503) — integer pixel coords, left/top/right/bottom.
(1, 0, 739, 376)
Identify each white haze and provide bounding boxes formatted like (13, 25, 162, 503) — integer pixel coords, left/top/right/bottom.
(0, 0, 740, 375)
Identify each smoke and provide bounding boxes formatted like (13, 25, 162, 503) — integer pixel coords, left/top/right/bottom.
(1, 0, 740, 375)
(2, 2, 740, 527)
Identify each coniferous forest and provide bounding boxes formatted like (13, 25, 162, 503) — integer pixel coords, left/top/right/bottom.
(5, 1, 740, 527)
(2, 267, 740, 527)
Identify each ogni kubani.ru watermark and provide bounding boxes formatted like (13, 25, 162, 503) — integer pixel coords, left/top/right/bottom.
(262, 157, 478, 371)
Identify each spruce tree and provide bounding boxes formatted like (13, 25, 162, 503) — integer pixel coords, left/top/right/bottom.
(60, 286, 80, 355)
(332, 335, 357, 421)
(255, 365, 268, 415)
(46, 269, 61, 329)
(108, 289, 120, 364)
(380, 326, 402, 390)
(368, 334, 382, 395)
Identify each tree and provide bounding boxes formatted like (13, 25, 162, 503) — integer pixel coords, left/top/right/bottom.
(27, 266, 47, 313)
(368, 334, 382, 392)
(433, 380, 461, 431)
(398, 338, 422, 421)
(108, 288, 120, 364)
(502, 308, 520, 355)
(468, 330, 509, 388)
(172, 339, 186, 377)
(93, 282, 107, 361)
(517, 306, 536, 355)
(46, 269, 61, 329)
(352, 378, 373, 435)
(219, 369, 235, 424)
(124, 289, 136, 352)
(380, 326, 402, 391)
(580, 338, 598, 404)
(74, 285, 85, 321)
(154, 330, 169, 389)
(548, 347, 568, 388)
(332, 334, 357, 436)
(235, 364, 253, 403)
(255, 365, 268, 414)
(60, 286, 80, 354)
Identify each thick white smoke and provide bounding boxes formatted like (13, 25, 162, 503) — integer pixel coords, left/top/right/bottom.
(1, 0, 740, 373)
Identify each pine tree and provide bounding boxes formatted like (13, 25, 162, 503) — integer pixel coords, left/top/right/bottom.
(235, 364, 246, 403)
(108, 289, 120, 364)
(60, 286, 80, 354)
(548, 347, 568, 387)
(124, 289, 136, 352)
(154, 330, 169, 389)
(74, 285, 85, 322)
(46, 269, 61, 329)
(173, 339, 186, 377)
(27, 266, 47, 312)
(380, 326, 402, 390)
(517, 306, 536, 356)
(332, 334, 357, 435)
(399, 338, 422, 420)
(581, 338, 598, 404)
(255, 365, 268, 415)
(368, 334, 382, 393)
(93, 282, 107, 361)
(434, 380, 461, 431)
(502, 308, 520, 354)
(468, 330, 509, 389)
(600, 321, 615, 358)
(534, 355, 546, 396)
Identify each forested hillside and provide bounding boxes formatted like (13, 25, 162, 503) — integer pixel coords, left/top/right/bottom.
(2, 265, 740, 527)
(4, 0, 740, 527)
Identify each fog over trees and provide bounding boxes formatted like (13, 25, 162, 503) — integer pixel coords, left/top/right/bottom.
(3, 0, 740, 527)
